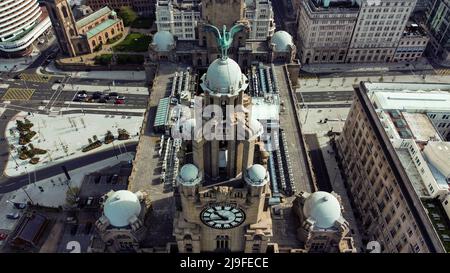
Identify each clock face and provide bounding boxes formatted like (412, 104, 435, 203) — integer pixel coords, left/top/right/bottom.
(200, 204, 246, 229)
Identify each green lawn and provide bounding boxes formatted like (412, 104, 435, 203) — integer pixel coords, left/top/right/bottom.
(131, 17, 154, 29)
(94, 54, 113, 65)
(112, 33, 151, 52)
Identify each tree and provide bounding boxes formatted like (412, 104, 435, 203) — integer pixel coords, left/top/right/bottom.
(118, 6, 137, 27)
(66, 186, 80, 206)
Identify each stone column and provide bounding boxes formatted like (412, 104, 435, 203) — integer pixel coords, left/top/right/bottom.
(193, 139, 205, 180)
(210, 140, 219, 179)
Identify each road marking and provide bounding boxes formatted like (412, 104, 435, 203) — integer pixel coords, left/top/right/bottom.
(19, 73, 51, 83)
(2, 88, 35, 101)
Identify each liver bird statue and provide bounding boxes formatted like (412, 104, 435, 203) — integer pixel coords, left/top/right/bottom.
(203, 23, 247, 59)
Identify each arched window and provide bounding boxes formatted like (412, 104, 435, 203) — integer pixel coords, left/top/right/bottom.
(111, 29, 115, 35)
(69, 28, 75, 36)
(92, 40, 96, 47)
(183, 235, 193, 253)
(61, 6, 69, 18)
(215, 235, 229, 252)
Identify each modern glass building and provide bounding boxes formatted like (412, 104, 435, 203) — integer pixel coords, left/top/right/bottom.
(0, 0, 51, 57)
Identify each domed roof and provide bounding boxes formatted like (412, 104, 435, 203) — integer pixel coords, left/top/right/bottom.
(201, 58, 247, 95)
(271, 31, 294, 52)
(245, 0, 254, 7)
(303, 191, 341, 229)
(245, 164, 268, 186)
(178, 164, 201, 186)
(103, 190, 141, 227)
(152, 31, 175, 51)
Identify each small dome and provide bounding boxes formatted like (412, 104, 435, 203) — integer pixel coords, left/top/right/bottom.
(103, 190, 141, 227)
(271, 31, 294, 52)
(178, 164, 201, 186)
(303, 191, 341, 229)
(152, 31, 175, 51)
(245, 164, 268, 186)
(201, 58, 247, 95)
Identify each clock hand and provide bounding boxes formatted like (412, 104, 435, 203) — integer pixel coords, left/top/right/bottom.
(212, 211, 228, 221)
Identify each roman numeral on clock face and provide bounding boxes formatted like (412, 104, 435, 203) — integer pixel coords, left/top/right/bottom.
(200, 204, 246, 229)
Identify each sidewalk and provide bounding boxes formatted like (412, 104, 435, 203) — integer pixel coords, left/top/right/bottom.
(51, 84, 149, 95)
(302, 57, 433, 74)
(0, 47, 40, 73)
(40, 62, 146, 81)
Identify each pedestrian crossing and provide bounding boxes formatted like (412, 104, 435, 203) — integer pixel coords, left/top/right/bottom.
(434, 69, 450, 76)
(1, 88, 35, 101)
(18, 73, 51, 83)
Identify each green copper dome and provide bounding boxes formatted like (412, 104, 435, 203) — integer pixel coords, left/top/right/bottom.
(103, 190, 141, 227)
(178, 164, 201, 186)
(271, 31, 294, 52)
(201, 57, 247, 95)
(303, 191, 341, 229)
(245, 164, 268, 186)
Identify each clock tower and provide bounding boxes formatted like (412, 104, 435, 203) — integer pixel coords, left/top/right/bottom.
(173, 34, 273, 253)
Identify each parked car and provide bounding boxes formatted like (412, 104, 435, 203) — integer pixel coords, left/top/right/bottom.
(0, 233, 7, 240)
(13, 202, 26, 209)
(76, 91, 88, 98)
(54, 79, 62, 84)
(92, 92, 103, 100)
(116, 95, 126, 100)
(13, 75, 21, 80)
(6, 212, 20, 220)
(114, 99, 125, 105)
(98, 98, 107, 103)
(108, 92, 118, 98)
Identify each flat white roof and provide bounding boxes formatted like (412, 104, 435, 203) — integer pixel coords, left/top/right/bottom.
(365, 83, 450, 111)
(252, 97, 280, 121)
(402, 112, 442, 142)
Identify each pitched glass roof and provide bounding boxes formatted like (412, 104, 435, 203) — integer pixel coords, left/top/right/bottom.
(154, 97, 170, 127)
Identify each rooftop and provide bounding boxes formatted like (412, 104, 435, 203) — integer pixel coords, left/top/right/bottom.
(367, 83, 450, 198)
(86, 18, 120, 39)
(403, 23, 427, 38)
(307, 0, 360, 12)
(367, 83, 450, 112)
(76, 6, 112, 28)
